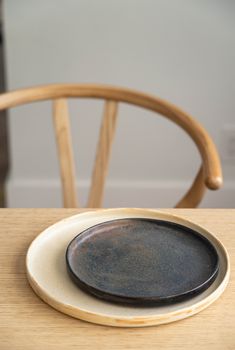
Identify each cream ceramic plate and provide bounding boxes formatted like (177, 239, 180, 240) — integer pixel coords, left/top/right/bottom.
(26, 209, 230, 327)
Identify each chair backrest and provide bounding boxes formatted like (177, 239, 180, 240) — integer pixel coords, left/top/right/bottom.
(0, 84, 222, 208)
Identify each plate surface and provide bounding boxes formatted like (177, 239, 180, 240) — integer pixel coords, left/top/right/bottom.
(66, 218, 219, 305)
(26, 209, 230, 327)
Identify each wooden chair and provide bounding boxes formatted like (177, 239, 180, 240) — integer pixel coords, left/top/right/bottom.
(0, 84, 223, 208)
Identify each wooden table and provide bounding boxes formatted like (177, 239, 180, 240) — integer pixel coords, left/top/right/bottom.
(0, 209, 234, 350)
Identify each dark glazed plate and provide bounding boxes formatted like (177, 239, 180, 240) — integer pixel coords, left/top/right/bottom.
(66, 218, 219, 306)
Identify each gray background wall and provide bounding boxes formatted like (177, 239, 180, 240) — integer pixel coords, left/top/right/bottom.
(3, 0, 235, 207)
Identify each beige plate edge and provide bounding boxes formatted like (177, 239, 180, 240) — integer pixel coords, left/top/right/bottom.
(26, 208, 230, 328)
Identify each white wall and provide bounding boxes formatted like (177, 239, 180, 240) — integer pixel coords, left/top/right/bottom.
(4, 0, 235, 208)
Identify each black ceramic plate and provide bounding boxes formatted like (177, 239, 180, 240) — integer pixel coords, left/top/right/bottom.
(66, 218, 219, 306)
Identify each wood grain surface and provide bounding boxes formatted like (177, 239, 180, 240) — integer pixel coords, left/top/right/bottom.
(0, 209, 234, 350)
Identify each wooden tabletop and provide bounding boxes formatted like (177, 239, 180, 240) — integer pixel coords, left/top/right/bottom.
(0, 209, 234, 350)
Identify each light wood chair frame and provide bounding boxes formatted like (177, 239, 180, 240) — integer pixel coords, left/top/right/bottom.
(0, 84, 223, 208)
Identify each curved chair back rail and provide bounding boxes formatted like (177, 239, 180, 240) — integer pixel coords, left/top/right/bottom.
(0, 84, 223, 208)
